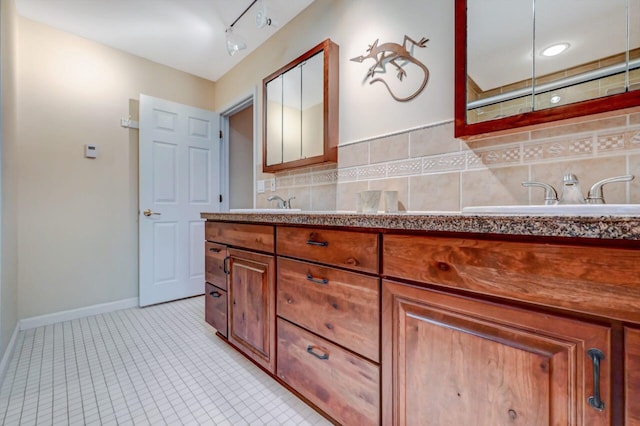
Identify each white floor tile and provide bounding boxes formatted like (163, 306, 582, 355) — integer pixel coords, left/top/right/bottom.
(0, 296, 330, 425)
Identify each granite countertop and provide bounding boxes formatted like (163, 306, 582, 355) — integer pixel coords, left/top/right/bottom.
(200, 211, 640, 241)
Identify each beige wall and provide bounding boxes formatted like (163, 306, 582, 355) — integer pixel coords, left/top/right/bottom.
(215, 0, 640, 212)
(16, 17, 215, 319)
(1, 0, 20, 355)
(214, 0, 454, 143)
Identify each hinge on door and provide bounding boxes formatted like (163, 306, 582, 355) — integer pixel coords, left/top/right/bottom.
(219, 130, 223, 139)
(219, 194, 223, 203)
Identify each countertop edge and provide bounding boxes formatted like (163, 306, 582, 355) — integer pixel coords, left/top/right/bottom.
(200, 212, 640, 241)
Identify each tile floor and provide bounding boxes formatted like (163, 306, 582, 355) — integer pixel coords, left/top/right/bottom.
(0, 296, 330, 425)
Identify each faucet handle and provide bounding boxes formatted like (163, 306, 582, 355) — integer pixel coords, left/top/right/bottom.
(586, 174, 634, 204)
(285, 196, 296, 209)
(522, 181, 558, 205)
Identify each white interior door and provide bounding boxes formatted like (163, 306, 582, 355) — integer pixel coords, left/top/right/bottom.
(139, 94, 220, 307)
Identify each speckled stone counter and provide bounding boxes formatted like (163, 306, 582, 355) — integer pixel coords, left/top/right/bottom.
(200, 211, 640, 241)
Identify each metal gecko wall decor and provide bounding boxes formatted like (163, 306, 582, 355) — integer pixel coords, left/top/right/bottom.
(351, 35, 430, 102)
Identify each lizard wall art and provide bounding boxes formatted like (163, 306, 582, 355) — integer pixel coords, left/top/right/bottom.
(350, 35, 430, 102)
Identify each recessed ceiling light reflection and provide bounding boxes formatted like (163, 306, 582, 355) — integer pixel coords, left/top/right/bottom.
(550, 95, 562, 104)
(541, 43, 570, 57)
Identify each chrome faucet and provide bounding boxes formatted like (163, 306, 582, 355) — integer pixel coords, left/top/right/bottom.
(522, 173, 634, 205)
(267, 195, 296, 209)
(559, 173, 585, 204)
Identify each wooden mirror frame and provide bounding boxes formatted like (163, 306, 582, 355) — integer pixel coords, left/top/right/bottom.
(262, 38, 339, 173)
(454, 0, 640, 139)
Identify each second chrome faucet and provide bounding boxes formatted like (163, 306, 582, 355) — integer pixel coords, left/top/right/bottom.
(522, 173, 634, 205)
(267, 195, 296, 209)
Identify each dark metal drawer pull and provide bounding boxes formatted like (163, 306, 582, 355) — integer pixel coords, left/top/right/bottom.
(306, 273, 329, 285)
(208, 247, 221, 253)
(306, 233, 328, 247)
(306, 345, 329, 360)
(588, 348, 605, 411)
(306, 239, 328, 247)
(210, 290, 222, 298)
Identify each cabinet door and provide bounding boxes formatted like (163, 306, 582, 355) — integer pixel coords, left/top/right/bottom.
(382, 280, 611, 426)
(228, 248, 275, 373)
(626, 327, 640, 425)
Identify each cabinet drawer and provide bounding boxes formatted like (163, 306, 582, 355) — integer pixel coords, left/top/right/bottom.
(205, 283, 227, 338)
(205, 242, 227, 290)
(205, 222, 274, 253)
(277, 257, 380, 362)
(277, 226, 378, 273)
(383, 234, 640, 323)
(277, 318, 380, 425)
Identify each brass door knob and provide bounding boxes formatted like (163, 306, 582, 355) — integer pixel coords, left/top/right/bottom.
(143, 209, 161, 217)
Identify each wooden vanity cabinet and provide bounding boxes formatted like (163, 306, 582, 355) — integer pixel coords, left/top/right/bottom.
(626, 327, 640, 425)
(382, 280, 611, 425)
(275, 226, 381, 424)
(204, 222, 276, 373)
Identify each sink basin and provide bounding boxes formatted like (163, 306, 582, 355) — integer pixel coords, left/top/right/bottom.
(229, 208, 301, 213)
(462, 204, 640, 216)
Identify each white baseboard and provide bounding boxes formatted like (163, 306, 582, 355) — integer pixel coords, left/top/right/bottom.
(0, 323, 20, 386)
(19, 297, 139, 331)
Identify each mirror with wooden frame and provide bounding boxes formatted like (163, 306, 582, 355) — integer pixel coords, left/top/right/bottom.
(263, 39, 339, 172)
(455, 0, 640, 138)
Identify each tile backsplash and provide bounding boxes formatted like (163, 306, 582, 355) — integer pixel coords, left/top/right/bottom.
(256, 109, 640, 212)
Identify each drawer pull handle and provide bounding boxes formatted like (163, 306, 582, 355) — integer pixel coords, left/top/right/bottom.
(210, 290, 222, 298)
(306, 233, 328, 247)
(223, 256, 230, 275)
(588, 348, 605, 411)
(306, 239, 328, 247)
(306, 273, 329, 285)
(208, 247, 221, 253)
(307, 345, 329, 360)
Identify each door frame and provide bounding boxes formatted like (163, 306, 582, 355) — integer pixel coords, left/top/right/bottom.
(219, 88, 258, 211)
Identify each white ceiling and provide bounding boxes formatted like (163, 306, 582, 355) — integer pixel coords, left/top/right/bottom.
(15, 0, 314, 82)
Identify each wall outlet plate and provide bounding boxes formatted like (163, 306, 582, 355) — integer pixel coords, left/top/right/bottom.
(270, 179, 276, 191)
(257, 180, 266, 194)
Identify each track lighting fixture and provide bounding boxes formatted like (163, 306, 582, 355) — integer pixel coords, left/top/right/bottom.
(224, 0, 277, 56)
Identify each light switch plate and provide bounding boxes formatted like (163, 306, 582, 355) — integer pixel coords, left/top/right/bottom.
(269, 179, 276, 191)
(257, 180, 265, 193)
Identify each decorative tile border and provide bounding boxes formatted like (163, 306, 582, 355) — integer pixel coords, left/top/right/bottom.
(270, 114, 640, 191)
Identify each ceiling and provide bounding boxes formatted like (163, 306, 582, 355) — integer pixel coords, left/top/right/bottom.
(15, 0, 315, 82)
(467, 0, 640, 91)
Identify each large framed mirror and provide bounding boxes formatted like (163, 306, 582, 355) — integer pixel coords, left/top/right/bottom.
(263, 39, 338, 172)
(455, 0, 640, 138)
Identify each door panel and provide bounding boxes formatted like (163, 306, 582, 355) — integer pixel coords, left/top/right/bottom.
(626, 327, 640, 425)
(382, 280, 611, 425)
(139, 94, 220, 306)
(228, 249, 275, 373)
